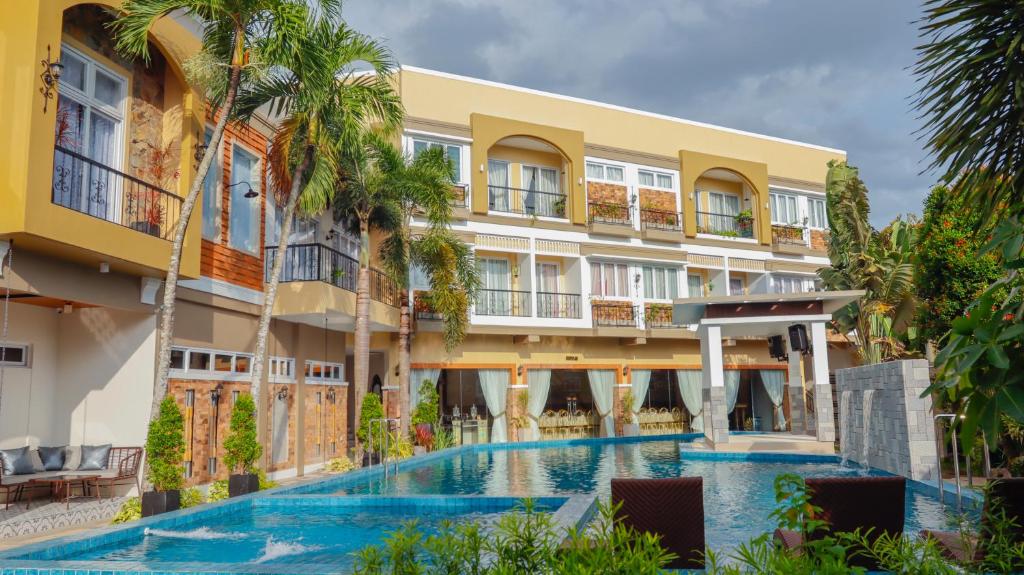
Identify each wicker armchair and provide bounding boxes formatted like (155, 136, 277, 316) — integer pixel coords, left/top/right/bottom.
(91, 447, 143, 498)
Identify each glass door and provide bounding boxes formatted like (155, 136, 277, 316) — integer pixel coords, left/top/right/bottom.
(488, 160, 509, 212)
(477, 258, 511, 315)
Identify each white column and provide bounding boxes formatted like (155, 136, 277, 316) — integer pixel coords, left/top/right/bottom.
(810, 321, 835, 442)
(699, 324, 729, 445)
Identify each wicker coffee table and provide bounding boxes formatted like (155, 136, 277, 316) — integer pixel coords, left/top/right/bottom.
(24, 475, 99, 509)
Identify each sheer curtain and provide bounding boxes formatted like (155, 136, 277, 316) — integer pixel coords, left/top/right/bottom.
(478, 369, 509, 443)
(526, 369, 552, 440)
(410, 368, 441, 411)
(89, 112, 117, 219)
(725, 370, 741, 413)
(488, 160, 508, 211)
(587, 369, 617, 437)
(630, 369, 652, 424)
(675, 370, 703, 432)
(760, 370, 787, 431)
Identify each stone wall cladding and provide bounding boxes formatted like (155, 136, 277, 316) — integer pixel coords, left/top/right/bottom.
(638, 189, 676, 212)
(587, 182, 628, 205)
(810, 229, 830, 252)
(835, 359, 938, 481)
(702, 386, 730, 444)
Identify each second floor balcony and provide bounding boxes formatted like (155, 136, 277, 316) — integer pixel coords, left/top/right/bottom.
(488, 185, 566, 219)
(536, 291, 582, 319)
(475, 288, 532, 317)
(265, 243, 399, 307)
(696, 211, 754, 239)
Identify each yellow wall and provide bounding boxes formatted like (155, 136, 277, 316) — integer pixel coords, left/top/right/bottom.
(680, 150, 771, 245)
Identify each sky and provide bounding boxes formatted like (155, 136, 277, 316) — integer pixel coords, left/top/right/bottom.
(341, 0, 936, 229)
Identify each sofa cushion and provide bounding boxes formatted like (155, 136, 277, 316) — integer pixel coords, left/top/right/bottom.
(63, 446, 82, 471)
(29, 449, 45, 473)
(0, 447, 37, 475)
(78, 444, 111, 470)
(37, 446, 66, 471)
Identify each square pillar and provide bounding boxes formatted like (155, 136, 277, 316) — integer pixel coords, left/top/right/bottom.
(787, 342, 806, 435)
(699, 324, 729, 445)
(810, 321, 835, 443)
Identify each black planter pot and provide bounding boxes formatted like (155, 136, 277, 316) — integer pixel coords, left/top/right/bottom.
(362, 451, 382, 466)
(131, 221, 161, 237)
(141, 489, 181, 517)
(228, 473, 260, 497)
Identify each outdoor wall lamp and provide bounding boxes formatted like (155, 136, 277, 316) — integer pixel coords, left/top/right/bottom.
(210, 383, 223, 405)
(516, 365, 524, 377)
(277, 387, 289, 400)
(227, 181, 259, 199)
(193, 140, 208, 164)
(622, 365, 630, 377)
(326, 388, 336, 403)
(39, 45, 64, 113)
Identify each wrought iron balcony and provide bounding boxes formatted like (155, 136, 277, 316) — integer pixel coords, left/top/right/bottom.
(587, 201, 632, 226)
(695, 211, 754, 239)
(592, 302, 639, 328)
(640, 208, 683, 232)
(475, 289, 531, 317)
(265, 243, 358, 292)
(536, 292, 582, 319)
(488, 185, 566, 218)
(771, 224, 808, 247)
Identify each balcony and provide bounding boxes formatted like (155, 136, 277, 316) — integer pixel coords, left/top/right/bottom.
(536, 292, 582, 319)
(695, 211, 754, 239)
(587, 201, 635, 237)
(51, 145, 182, 240)
(644, 303, 675, 329)
(370, 268, 400, 306)
(266, 243, 358, 291)
(592, 301, 639, 328)
(488, 185, 566, 218)
(475, 289, 532, 317)
(640, 208, 684, 242)
(771, 224, 811, 254)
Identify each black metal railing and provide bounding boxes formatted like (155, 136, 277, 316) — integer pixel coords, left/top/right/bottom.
(588, 201, 632, 226)
(475, 289, 531, 317)
(640, 208, 683, 232)
(51, 145, 182, 239)
(592, 302, 639, 328)
(536, 292, 582, 319)
(265, 243, 358, 292)
(695, 211, 754, 238)
(370, 268, 400, 307)
(451, 184, 468, 208)
(644, 304, 675, 329)
(488, 185, 566, 218)
(772, 224, 808, 247)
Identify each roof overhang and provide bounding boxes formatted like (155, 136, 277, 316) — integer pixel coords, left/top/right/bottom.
(672, 290, 864, 326)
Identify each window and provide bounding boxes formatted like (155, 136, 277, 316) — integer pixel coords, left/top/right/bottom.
(642, 265, 678, 300)
(169, 347, 254, 381)
(729, 277, 745, 295)
(772, 275, 808, 294)
(687, 274, 705, 298)
(228, 145, 260, 253)
(305, 360, 344, 383)
(0, 344, 29, 367)
(53, 45, 127, 220)
(638, 170, 673, 190)
(412, 138, 463, 182)
(201, 128, 221, 240)
(410, 264, 431, 290)
(591, 262, 630, 298)
(770, 192, 800, 225)
(269, 357, 295, 383)
(705, 192, 740, 216)
(586, 161, 624, 183)
(808, 198, 827, 229)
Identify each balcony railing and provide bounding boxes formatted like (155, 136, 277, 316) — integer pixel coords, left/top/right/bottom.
(266, 243, 358, 291)
(592, 302, 639, 328)
(644, 304, 675, 329)
(695, 211, 754, 239)
(370, 268, 400, 307)
(475, 289, 531, 317)
(640, 208, 683, 232)
(536, 292, 582, 319)
(488, 185, 566, 218)
(451, 184, 468, 208)
(414, 290, 443, 321)
(51, 145, 182, 240)
(588, 202, 632, 226)
(771, 224, 808, 247)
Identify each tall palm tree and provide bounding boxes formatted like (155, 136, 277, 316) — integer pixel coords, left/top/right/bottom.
(375, 146, 480, 437)
(819, 161, 918, 364)
(235, 15, 402, 444)
(110, 0, 327, 422)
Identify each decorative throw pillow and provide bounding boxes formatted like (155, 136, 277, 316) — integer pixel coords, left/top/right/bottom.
(37, 446, 66, 471)
(29, 449, 45, 472)
(63, 446, 82, 471)
(78, 444, 112, 471)
(0, 446, 38, 475)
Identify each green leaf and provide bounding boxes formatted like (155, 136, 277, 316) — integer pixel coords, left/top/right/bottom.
(951, 315, 978, 335)
(986, 344, 1010, 370)
(998, 322, 1024, 342)
(957, 344, 987, 371)
(998, 387, 1024, 422)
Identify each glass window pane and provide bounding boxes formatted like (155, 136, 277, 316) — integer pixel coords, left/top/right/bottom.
(201, 129, 220, 240)
(591, 264, 602, 295)
(605, 166, 624, 182)
(667, 269, 678, 298)
(642, 267, 653, 299)
(656, 268, 666, 299)
(586, 163, 604, 179)
(170, 349, 185, 370)
(657, 174, 672, 188)
(189, 352, 210, 371)
(638, 171, 655, 187)
(229, 146, 260, 253)
(214, 354, 233, 372)
(60, 51, 87, 92)
(413, 140, 428, 157)
(616, 264, 629, 297)
(688, 274, 704, 298)
(235, 355, 251, 373)
(446, 145, 462, 182)
(93, 69, 122, 108)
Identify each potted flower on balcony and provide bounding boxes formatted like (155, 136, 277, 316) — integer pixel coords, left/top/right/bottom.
(223, 393, 262, 498)
(411, 379, 439, 454)
(735, 209, 754, 236)
(141, 396, 185, 517)
(130, 190, 166, 237)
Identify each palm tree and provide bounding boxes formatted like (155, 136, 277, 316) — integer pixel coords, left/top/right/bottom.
(819, 161, 918, 364)
(375, 145, 480, 437)
(110, 0, 327, 422)
(235, 15, 402, 442)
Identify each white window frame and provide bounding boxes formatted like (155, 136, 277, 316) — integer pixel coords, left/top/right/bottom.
(585, 161, 625, 184)
(729, 276, 746, 296)
(641, 265, 679, 301)
(771, 274, 811, 294)
(687, 273, 705, 298)
(269, 356, 296, 383)
(521, 164, 561, 193)
(535, 261, 561, 293)
(0, 343, 30, 367)
(769, 191, 801, 226)
(638, 169, 674, 191)
(808, 197, 827, 229)
(304, 360, 346, 385)
(591, 261, 631, 299)
(410, 137, 466, 184)
(169, 346, 254, 382)
(228, 142, 261, 255)
(201, 126, 223, 241)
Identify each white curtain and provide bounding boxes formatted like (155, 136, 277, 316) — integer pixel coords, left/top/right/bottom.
(630, 369, 652, 424)
(526, 369, 552, 440)
(488, 160, 508, 211)
(587, 369, 617, 437)
(675, 370, 703, 432)
(760, 370, 787, 431)
(478, 369, 509, 443)
(410, 368, 441, 411)
(725, 370, 741, 413)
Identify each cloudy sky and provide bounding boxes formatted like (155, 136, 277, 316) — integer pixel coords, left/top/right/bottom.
(342, 0, 934, 228)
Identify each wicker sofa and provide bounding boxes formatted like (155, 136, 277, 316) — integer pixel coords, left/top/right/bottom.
(0, 446, 142, 509)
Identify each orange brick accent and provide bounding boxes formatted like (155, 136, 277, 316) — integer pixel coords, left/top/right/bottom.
(303, 385, 348, 465)
(639, 189, 676, 212)
(587, 181, 628, 205)
(169, 379, 255, 486)
(810, 229, 830, 252)
(199, 119, 269, 291)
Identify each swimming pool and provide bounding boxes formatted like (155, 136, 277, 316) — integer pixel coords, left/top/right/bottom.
(0, 434, 971, 574)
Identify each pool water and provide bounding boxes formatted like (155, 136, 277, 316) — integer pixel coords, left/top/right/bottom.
(320, 439, 962, 551)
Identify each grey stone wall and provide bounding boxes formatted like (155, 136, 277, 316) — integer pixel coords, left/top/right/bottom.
(702, 386, 730, 445)
(836, 359, 938, 481)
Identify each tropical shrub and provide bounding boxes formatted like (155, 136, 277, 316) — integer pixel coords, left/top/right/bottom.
(207, 480, 229, 502)
(223, 393, 261, 474)
(111, 486, 204, 524)
(433, 427, 456, 450)
(387, 432, 413, 460)
(145, 396, 185, 492)
(357, 393, 385, 446)
(325, 456, 359, 473)
(410, 379, 439, 428)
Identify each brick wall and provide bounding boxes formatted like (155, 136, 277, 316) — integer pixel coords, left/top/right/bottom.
(587, 182, 628, 205)
(810, 229, 830, 252)
(638, 189, 676, 212)
(302, 384, 348, 464)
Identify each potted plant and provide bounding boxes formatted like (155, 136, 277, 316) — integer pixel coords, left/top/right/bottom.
(223, 393, 262, 497)
(509, 390, 529, 442)
(141, 396, 185, 517)
(357, 393, 385, 466)
(411, 379, 439, 454)
(620, 389, 640, 437)
(129, 190, 165, 237)
(735, 209, 754, 235)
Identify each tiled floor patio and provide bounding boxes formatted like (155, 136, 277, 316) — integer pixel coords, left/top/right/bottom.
(0, 496, 126, 542)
